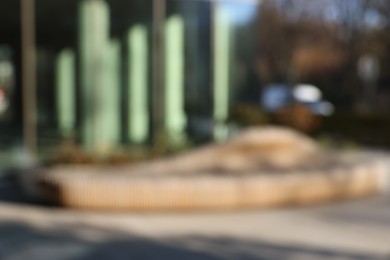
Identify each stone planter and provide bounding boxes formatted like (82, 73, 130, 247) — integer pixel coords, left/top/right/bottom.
(31, 127, 390, 211)
(35, 156, 388, 211)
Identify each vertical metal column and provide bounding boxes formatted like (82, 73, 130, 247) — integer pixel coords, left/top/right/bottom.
(21, 0, 37, 157)
(152, 0, 166, 141)
(210, 0, 217, 141)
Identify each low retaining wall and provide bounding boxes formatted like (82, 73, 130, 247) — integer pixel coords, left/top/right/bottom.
(35, 157, 389, 211)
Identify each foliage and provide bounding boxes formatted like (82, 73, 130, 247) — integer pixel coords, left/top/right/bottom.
(256, 0, 390, 110)
(150, 130, 193, 157)
(321, 112, 390, 147)
(48, 139, 149, 166)
(229, 104, 320, 134)
(228, 104, 269, 126)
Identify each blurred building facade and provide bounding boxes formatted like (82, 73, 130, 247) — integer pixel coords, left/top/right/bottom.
(0, 0, 260, 158)
(1, 0, 390, 159)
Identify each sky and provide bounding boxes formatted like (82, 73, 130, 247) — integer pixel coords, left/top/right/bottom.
(222, 0, 259, 25)
(220, 0, 385, 28)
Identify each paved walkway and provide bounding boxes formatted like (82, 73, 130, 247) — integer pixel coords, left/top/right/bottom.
(0, 174, 389, 260)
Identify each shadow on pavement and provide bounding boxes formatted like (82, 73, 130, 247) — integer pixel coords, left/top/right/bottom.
(0, 173, 27, 203)
(0, 221, 387, 260)
(0, 172, 51, 206)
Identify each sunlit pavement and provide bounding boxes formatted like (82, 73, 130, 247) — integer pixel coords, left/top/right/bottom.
(0, 172, 389, 260)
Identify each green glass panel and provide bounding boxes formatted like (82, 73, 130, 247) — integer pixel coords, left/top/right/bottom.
(128, 25, 149, 144)
(79, 0, 110, 150)
(56, 49, 75, 137)
(213, 6, 231, 142)
(165, 15, 187, 144)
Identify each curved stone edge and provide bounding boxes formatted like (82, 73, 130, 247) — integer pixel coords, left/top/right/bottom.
(31, 158, 390, 211)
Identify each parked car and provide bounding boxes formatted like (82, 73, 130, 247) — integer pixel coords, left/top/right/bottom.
(261, 83, 334, 116)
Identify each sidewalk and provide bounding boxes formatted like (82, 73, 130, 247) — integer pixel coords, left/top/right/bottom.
(0, 175, 389, 259)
